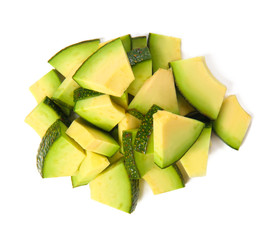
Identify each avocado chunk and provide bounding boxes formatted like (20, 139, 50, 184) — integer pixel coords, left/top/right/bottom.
(170, 57, 227, 120)
(37, 120, 85, 178)
(132, 36, 147, 49)
(74, 94, 125, 132)
(98, 34, 132, 52)
(29, 69, 64, 103)
(66, 118, 119, 157)
(176, 91, 195, 116)
(89, 158, 139, 213)
(111, 91, 129, 109)
(118, 113, 142, 153)
(48, 39, 100, 77)
(178, 124, 212, 178)
(153, 110, 205, 168)
(148, 33, 181, 72)
(213, 95, 251, 150)
(71, 151, 110, 188)
(73, 39, 135, 97)
(108, 150, 123, 164)
(128, 68, 179, 115)
(25, 97, 70, 137)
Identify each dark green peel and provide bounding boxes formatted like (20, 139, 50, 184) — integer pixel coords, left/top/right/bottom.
(134, 105, 163, 154)
(128, 47, 151, 66)
(186, 111, 211, 124)
(127, 109, 145, 120)
(73, 87, 103, 102)
(123, 131, 140, 179)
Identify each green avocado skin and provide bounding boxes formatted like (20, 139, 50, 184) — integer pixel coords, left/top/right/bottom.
(127, 47, 151, 67)
(127, 109, 145, 120)
(73, 87, 103, 102)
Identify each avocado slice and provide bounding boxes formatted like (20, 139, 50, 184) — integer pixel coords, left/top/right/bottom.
(170, 57, 227, 120)
(71, 151, 110, 188)
(176, 91, 195, 116)
(153, 110, 205, 168)
(132, 36, 147, 49)
(98, 34, 132, 52)
(148, 33, 181, 72)
(128, 68, 179, 115)
(89, 158, 139, 213)
(118, 113, 142, 153)
(37, 120, 85, 178)
(48, 39, 100, 77)
(108, 150, 123, 164)
(29, 69, 64, 103)
(74, 39, 134, 97)
(213, 95, 251, 150)
(25, 97, 70, 137)
(111, 91, 129, 109)
(178, 124, 212, 178)
(66, 118, 119, 157)
(74, 94, 125, 132)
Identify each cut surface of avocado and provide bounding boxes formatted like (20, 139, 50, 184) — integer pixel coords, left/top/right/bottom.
(128, 68, 179, 115)
(89, 158, 139, 213)
(98, 34, 132, 52)
(118, 113, 142, 153)
(108, 150, 123, 164)
(153, 110, 205, 168)
(179, 124, 212, 178)
(74, 94, 125, 131)
(71, 151, 110, 188)
(66, 118, 119, 157)
(30, 69, 63, 103)
(48, 39, 100, 77)
(132, 36, 147, 49)
(213, 95, 251, 150)
(171, 57, 227, 120)
(127, 59, 152, 96)
(176, 91, 195, 116)
(111, 91, 129, 109)
(37, 120, 85, 178)
(74, 39, 134, 97)
(25, 97, 70, 137)
(148, 33, 181, 72)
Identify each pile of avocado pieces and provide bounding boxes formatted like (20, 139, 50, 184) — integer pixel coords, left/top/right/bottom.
(25, 33, 251, 214)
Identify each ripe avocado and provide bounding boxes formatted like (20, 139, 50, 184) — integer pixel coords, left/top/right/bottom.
(213, 95, 251, 150)
(132, 36, 147, 49)
(170, 57, 227, 120)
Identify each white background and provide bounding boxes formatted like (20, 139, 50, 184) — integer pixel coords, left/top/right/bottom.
(1, 0, 278, 239)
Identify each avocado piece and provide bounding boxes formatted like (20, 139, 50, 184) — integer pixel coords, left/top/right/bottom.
(170, 57, 227, 120)
(71, 151, 110, 188)
(127, 59, 152, 96)
(178, 124, 212, 177)
(29, 69, 64, 103)
(74, 94, 125, 132)
(132, 36, 147, 49)
(111, 91, 129, 109)
(108, 150, 123, 164)
(153, 110, 205, 168)
(118, 113, 142, 153)
(127, 109, 145, 121)
(186, 111, 211, 124)
(176, 91, 195, 116)
(127, 47, 151, 66)
(48, 39, 100, 77)
(37, 120, 85, 178)
(122, 130, 141, 179)
(66, 118, 119, 157)
(25, 97, 70, 137)
(98, 34, 132, 52)
(213, 95, 251, 150)
(148, 33, 181, 72)
(89, 158, 139, 213)
(128, 68, 179, 115)
(73, 39, 134, 97)
(134, 105, 163, 154)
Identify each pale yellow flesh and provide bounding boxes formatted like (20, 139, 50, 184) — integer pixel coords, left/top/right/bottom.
(176, 91, 195, 116)
(153, 110, 205, 168)
(118, 113, 142, 152)
(128, 68, 179, 114)
(43, 135, 85, 178)
(75, 95, 125, 131)
(25, 101, 60, 137)
(90, 160, 132, 213)
(66, 118, 119, 157)
(108, 151, 123, 164)
(172, 57, 226, 119)
(72, 151, 110, 187)
(179, 127, 212, 178)
(74, 39, 134, 97)
(29, 70, 62, 103)
(213, 95, 251, 150)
